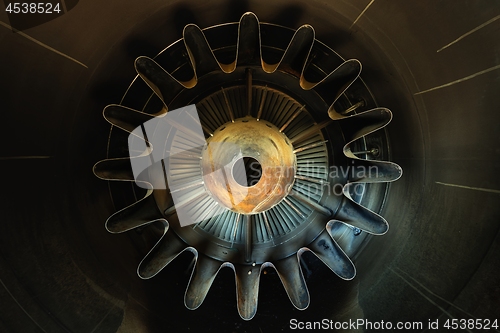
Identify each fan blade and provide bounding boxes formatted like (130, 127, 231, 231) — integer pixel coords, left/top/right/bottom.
(236, 12, 262, 68)
(93, 156, 148, 181)
(267, 24, 314, 75)
(274, 256, 310, 310)
(184, 255, 223, 309)
(308, 226, 356, 280)
(103, 104, 157, 134)
(301, 59, 361, 103)
(137, 230, 188, 279)
(331, 107, 402, 183)
(347, 159, 403, 183)
(105, 192, 164, 233)
(183, 24, 222, 78)
(335, 196, 389, 235)
(134, 56, 188, 105)
(332, 107, 392, 138)
(234, 263, 261, 320)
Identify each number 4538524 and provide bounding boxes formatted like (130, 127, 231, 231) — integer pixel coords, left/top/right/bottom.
(5, 2, 61, 14)
(444, 319, 498, 330)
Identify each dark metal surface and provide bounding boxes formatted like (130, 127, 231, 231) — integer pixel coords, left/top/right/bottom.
(0, 0, 499, 332)
(92, 14, 399, 320)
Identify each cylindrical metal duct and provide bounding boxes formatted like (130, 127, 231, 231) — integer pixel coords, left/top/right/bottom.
(0, 1, 498, 332)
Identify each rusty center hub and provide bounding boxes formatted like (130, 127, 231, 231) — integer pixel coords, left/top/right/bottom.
(201, 116, 296, 214)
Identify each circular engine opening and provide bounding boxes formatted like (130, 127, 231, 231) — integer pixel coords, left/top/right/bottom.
(232, 156, 262, 187)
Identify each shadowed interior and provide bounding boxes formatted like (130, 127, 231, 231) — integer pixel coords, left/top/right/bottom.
(0, 1, 499, 332)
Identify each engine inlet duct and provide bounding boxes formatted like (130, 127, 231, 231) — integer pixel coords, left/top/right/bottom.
(93, 12, 402, 320)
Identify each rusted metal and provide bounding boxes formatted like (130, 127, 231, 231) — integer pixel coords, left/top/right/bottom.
(201, 117, 296, 214)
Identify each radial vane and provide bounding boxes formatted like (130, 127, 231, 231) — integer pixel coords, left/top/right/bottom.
(94, 12, 402, 320)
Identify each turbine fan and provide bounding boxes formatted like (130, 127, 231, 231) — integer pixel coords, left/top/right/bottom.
(94, 12, 402, 320)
